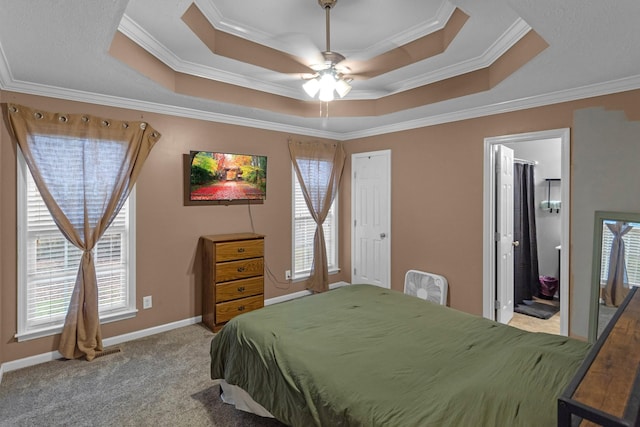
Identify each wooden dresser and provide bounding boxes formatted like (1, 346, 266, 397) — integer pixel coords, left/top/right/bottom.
(201, 233, 265, 332)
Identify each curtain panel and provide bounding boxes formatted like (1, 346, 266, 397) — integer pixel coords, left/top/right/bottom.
(604, 221, 633, 307)
(7, 104, 160, 360)
(289, 138, 345, 293)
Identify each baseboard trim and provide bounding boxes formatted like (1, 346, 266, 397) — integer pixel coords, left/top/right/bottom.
(1, 283, 352, 380)
(265, 281, 350, 306)
(102, 316, 203, 348)
(1, 315, 203, 377)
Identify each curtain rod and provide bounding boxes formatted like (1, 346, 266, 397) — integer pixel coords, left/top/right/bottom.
(514, 157, 538, 165)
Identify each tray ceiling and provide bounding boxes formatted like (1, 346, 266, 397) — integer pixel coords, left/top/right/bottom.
(1, 0, 640, 139)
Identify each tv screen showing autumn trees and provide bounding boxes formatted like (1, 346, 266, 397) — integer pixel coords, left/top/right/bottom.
(189, 151, 267, 202)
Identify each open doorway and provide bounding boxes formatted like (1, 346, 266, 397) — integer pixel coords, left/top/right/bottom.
(483, 129, 570, 336)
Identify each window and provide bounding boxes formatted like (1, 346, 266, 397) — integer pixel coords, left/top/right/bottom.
(292, 169, 338, 280)
(17, 150, 136, 341)
(599, 221, 640, 287)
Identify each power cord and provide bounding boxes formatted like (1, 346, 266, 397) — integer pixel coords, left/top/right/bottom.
(247, 201, 291, 289)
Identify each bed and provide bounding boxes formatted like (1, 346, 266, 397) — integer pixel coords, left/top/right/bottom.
(210, 284, 591, 426)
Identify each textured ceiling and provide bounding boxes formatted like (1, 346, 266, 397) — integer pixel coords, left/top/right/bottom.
(1, 0, 640, 139)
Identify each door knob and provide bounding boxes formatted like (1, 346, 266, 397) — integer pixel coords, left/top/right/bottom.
(512, 241, 520, 247)
(380, 233, 387, 239)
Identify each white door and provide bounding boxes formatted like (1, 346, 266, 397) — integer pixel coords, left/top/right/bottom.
(351, 150, 391, 288)
(496, 145, 515, 324)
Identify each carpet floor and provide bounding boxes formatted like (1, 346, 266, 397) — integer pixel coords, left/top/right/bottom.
(0, 324, 286, 427)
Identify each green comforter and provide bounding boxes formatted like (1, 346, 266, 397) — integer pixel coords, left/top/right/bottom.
(210, 284, 590, 426)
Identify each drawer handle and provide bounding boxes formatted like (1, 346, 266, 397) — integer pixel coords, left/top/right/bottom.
(237, 248, 245, 253)
(237, 267, 246, 273)
(237, 286, 245, 292)
(238, 305, 245, 311)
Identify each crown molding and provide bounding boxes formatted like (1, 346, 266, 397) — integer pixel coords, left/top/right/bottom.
(389, 18, 531, 93)
(120, 8, 531, 99)
(341, 74, 640, 140)
(0, 39, 12, 90)
(3, 69, 640, 142)
(118, 14, 303, 99)
(118, 16, 386, 100)
(484, 18, 532, 66)
(193, 0, 456, 61)
(3, 31, 640, 141)
(193, 0, 274, 45)
(118, 16, 382, 100)
(119, 2, 461, 99)
(350, 1, 457, 60)
(0, 77, 344, 139)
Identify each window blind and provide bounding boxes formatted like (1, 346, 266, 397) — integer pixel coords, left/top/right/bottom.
(23, 164, 130, 331)
(600, 221, 640, 286)
(292, 174, 337, 277)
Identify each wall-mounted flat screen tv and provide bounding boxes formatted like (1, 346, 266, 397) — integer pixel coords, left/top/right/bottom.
(186, 151, 267, 204)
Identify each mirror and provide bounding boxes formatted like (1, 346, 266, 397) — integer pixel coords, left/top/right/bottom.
(589, 211, 640, 342)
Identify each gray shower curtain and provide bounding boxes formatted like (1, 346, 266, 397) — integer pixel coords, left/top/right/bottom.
(513, 163, 540, 304)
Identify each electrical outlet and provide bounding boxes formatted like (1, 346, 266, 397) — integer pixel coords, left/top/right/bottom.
(285, 270, 292, 280)
(143, 295, 152, 309)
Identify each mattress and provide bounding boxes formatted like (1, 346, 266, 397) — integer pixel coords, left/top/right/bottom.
(210, 284, 590, 426)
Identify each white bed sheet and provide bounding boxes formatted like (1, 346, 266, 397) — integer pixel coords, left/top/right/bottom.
(213, 379, 275, 418)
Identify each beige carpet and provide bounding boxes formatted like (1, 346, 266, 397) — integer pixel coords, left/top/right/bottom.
(0, 324, 285, 427)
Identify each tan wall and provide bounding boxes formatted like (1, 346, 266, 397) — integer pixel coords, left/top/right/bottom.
(0, 91, 347, 363)
(4, 88, 640, 363)
(341, 89, 640, 325)
(571, 107, 640, 338)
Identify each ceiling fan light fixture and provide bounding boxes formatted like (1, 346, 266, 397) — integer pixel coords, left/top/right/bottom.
(318, 72, 337, 101)
(319, 85, 335, 102)
(319, 72, 336, 88)
(301, 0, 352, 102)
(303, 71, 351, 101)
(303, 78, 321, 97)
(335, 77, 352, 98)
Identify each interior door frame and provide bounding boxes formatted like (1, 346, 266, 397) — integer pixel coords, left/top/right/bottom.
(483, 128, 570, 336)
(351, 149, 391, 288)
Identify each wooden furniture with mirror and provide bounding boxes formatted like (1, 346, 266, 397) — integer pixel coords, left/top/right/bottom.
(589, 211, 640, 343)
(202, 233, 265, 332)
(559, 286, 640, 427)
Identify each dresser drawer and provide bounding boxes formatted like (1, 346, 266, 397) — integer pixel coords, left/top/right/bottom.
(216, 276, 263, 303)
(216, 295, 264, 324)
(216, 258, 264, 282)
(201, 233, 265, 332)
(216, 239, 264, 262)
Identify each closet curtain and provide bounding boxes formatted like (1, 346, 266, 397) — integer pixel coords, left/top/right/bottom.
(604, 221, 632, 307)
(7, 104, 160, 360)
(289, 138, 345, 293)
(513, 163, 540, 304)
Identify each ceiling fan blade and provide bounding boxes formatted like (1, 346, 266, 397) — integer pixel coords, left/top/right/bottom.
(259, 72, 318, 82)
(336, 58, 390, 79)
(341, 72, 371, 81)
(270, 32, 324, 69)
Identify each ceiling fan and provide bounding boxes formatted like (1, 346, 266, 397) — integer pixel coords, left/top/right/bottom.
(182, 0, 467, 102)
(302, 0, 354, 101)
